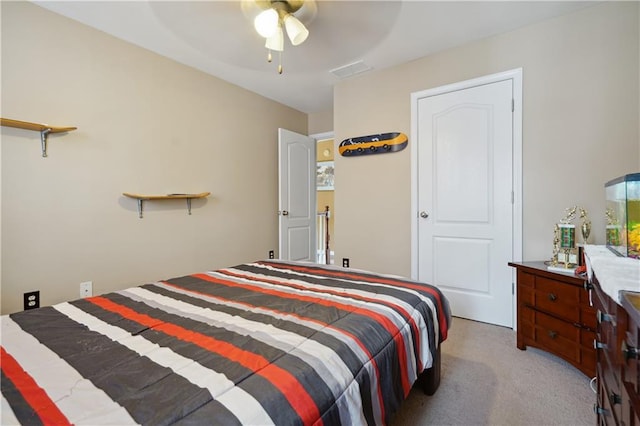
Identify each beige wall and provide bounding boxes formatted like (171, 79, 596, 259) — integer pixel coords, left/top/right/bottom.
(334, 2, 639, 276)
(1, 2, 307, 314)
(308, 110, 334, 135)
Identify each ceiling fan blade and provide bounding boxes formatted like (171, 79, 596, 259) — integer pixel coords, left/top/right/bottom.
(293, 0, 317, 26)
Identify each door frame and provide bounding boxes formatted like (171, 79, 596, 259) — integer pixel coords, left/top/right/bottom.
(277, 130, 334, 262)
(311, 131, 334, 264)
(410, 68, 523, 328)
(311, 131, 334, 141)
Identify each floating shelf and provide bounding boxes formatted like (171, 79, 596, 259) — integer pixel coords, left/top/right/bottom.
(1, 118, 77, 157)
(123, 192, 211, 218)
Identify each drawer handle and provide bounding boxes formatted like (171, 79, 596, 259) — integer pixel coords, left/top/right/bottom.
(594, 340, 607, 350)
(621, 341, 639, 361)
(609, 392, 622, 405)
(548, 330, 558, 339)
(596, 310, 615, 324)
(547, 293, 557, 301)
(594, 404, 609, 416)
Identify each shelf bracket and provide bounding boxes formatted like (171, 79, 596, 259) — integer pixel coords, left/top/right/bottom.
(137, 199, 144, 219)
(136, 198, 192, 218)
(40, 128, 52, 158)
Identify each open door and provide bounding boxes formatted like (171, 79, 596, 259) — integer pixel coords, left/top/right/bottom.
(278, 128, 316, 261)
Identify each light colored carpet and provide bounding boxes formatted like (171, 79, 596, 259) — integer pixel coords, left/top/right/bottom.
(391, 317, 595, 426)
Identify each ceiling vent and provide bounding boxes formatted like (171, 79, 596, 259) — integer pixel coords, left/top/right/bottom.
(330, 60, 373, 79)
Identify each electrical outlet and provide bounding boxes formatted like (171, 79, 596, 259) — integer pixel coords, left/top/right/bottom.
(342, 258, 350, 268)
(24, 291, 40, 310)
(269, 250, 275, 259)
(80, 281, 93, 298)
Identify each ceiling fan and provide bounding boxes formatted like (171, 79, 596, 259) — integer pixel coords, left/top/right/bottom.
(241, 0, 318, 74)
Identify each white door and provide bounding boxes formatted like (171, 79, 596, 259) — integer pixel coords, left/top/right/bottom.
(412, 76, 518, 327)
(278, 128, 316, 261)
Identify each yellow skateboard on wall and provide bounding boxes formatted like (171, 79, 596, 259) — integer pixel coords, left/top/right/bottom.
(339, 132, 408, 157)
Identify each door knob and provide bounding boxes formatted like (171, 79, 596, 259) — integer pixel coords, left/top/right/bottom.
(420, 211, 429, 218)
(282, 210, 289, 216)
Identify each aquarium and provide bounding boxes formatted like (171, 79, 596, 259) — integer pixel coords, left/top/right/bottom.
(605, 172, 640, 258)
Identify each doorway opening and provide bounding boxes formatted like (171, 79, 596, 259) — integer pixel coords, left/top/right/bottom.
(315, 134, 335, 264)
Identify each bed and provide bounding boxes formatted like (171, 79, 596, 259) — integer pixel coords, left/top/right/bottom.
(1, 260, 451, 425)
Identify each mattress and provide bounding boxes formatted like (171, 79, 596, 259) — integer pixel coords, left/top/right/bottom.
(1, 261, 451, 425)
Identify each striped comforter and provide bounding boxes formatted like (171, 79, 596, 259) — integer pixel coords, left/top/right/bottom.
(1, 261, 451, 425)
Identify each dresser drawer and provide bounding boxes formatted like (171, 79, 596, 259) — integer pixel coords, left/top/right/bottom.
(533, 276, 581, 322)
(583, 304, 598, 330)
(534, 309, 581, 363)
(581, 329, 597, 376)
(598, 361, 621, 426)
(622, 381, 640, 426)
(583, 344, 597, 378)
(623, 329, 639, 397)
(517, 273, 580, 321)
(622, 292, 640, 422)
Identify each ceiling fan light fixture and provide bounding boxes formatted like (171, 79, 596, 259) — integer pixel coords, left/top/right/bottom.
(254, 8, 279, 38)
(243, 0, 316, 73)
(265, 26, 284, 52)
(283, 14, 308, 46)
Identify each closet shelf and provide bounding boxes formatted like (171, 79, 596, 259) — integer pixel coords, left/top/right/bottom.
(1, 118, 77, 158)
(123, 192, 211, 218)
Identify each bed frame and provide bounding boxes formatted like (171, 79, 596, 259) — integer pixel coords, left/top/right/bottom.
(420, 345, 442, 395)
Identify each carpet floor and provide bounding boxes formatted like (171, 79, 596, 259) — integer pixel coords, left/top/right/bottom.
(391, 317, 595, 425)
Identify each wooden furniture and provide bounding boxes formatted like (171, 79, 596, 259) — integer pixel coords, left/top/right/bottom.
(122, 192, 211, 218)
(592, 278, 640, 425)
(509, 261, 596, 378)
(621, 292, 640, 426)
(1, 117, 77, 157)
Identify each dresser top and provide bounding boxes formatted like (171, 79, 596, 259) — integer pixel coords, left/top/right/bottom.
(508, 261, 585, 285)
(584, 245, 640, 304)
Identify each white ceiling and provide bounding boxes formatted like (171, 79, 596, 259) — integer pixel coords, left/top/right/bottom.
(34, 1, 597, 114)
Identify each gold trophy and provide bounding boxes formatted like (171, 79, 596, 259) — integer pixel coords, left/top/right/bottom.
(579, 207, 591, 245)
(550, 206, 578, 270)
(551, 224, 561, 267)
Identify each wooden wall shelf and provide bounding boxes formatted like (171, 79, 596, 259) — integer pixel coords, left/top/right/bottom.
(123, 192, 210, 218)
(1, 118, 77, 157)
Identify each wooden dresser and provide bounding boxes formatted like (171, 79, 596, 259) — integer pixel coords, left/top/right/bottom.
(592, 278, 640, 425)
(509, 261, 596, 378)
